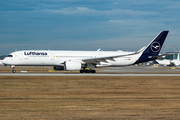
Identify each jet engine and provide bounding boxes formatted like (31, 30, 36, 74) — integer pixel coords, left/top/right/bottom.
(64, 61, 81, 71)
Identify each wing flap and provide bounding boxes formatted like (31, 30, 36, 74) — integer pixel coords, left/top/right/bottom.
(82, 51, 141, 64)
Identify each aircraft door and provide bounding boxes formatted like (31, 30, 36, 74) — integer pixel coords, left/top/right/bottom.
(19, 53, 23, 60)
(51, 53, 55, 60)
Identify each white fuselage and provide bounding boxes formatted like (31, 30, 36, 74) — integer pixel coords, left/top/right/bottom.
(3, 50, 140, 67)
(156, 59, 171, 66)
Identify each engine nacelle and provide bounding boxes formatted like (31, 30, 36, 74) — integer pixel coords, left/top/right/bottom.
(64, 61, 81, 71)
(54, 66, 64, 70)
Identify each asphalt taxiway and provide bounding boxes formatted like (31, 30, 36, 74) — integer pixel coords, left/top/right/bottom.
(0, 66, 180, 76)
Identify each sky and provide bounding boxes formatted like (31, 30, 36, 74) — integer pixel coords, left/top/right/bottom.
(1, 0, 180, 55)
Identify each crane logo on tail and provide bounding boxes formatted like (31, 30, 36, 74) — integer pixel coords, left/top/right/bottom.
(151, 42, 161, 52)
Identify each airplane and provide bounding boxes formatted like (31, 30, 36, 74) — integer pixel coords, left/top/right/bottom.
(155, 59, 171, 66)
(171, 60, 180, 66)
(156, 53, 180, 66)
(2, 31, 169, 73)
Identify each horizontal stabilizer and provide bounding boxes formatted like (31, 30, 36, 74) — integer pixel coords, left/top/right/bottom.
(148, 53, 174, 59)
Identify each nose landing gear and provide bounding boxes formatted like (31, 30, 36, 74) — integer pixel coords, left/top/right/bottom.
(11, 66, 16, 73)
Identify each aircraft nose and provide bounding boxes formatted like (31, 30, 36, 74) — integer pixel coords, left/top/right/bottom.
(2, 58, 8, 64)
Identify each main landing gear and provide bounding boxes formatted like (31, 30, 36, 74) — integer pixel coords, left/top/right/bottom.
(80, 69, 96, 73)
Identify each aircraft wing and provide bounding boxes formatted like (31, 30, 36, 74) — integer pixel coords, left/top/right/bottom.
(82, 51, 141, 64)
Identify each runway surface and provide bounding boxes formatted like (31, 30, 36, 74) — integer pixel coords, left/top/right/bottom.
(1, 66, 180, 76)
(0, 73, 180, 76)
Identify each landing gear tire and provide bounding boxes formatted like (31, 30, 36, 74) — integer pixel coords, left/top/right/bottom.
(79, 69, 96, 73)
(85, 70, 90, 73)
(80, 70, 85, 73)
(91, 70, 96, 73)
(12, 70, 16, 73)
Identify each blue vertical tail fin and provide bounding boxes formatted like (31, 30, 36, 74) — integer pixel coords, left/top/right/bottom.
(135, 31, 169, 64)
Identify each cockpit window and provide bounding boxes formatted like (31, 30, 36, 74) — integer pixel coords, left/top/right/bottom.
(8, 55, 13, 57)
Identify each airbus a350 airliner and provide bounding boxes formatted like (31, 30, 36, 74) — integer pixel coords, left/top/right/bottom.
(3, 31, 169, 73)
